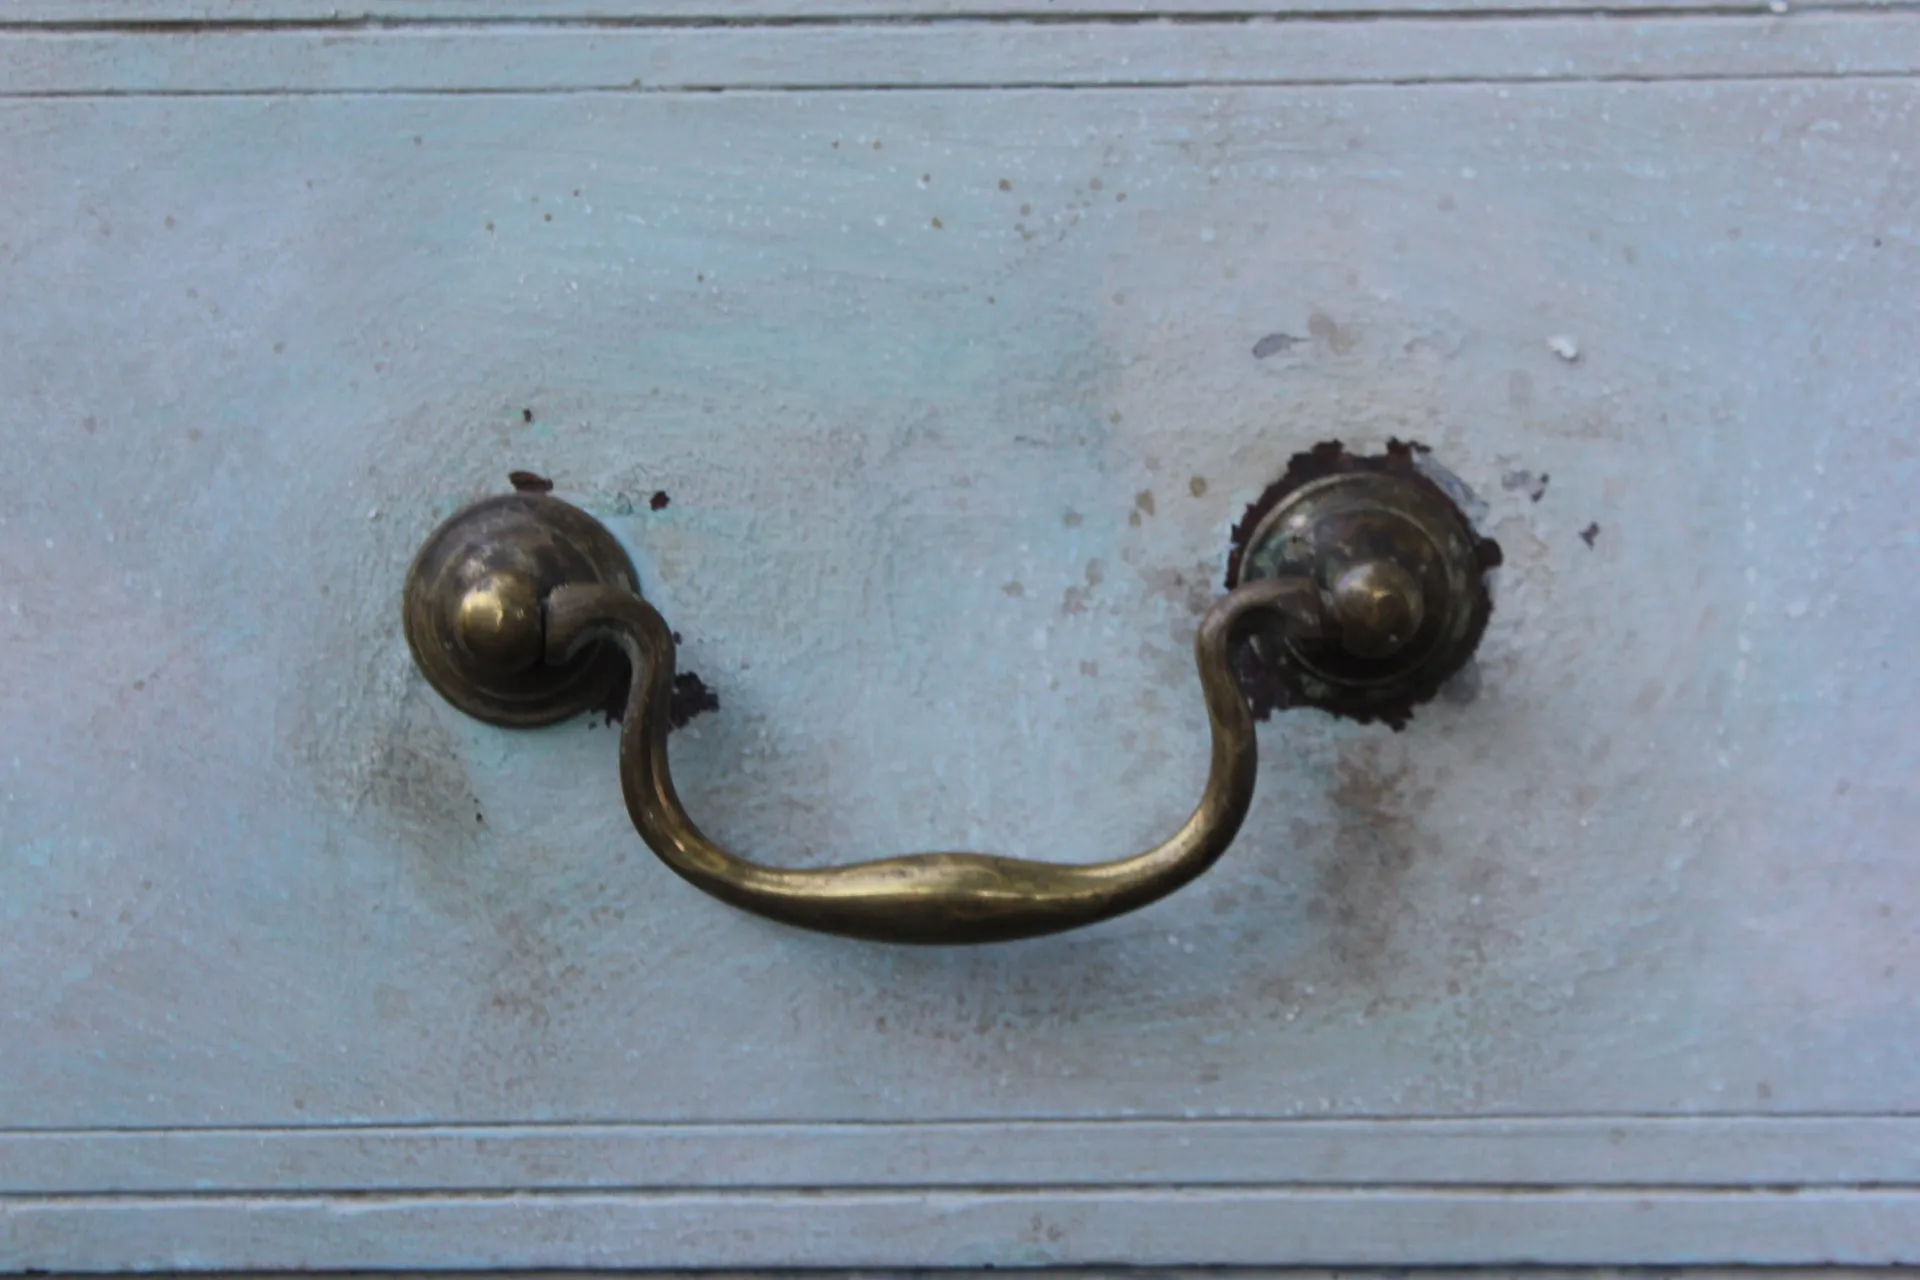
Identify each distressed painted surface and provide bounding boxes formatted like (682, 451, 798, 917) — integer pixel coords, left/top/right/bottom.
(7, 1188, 1920, 1269)
(1, 11, 1919, 1266)
(13, 16, 1920, 94)
(11, 1117, 1920, 1194)
(16, 0, 1918, 18)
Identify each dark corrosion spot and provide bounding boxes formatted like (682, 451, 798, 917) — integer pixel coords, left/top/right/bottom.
(589, 660, 719, 731)
(649, 490, 671, 511)
(522, 408, 534, 424)
(508, 470, 553, 493)
(1252, 332, 1303, 359)
(1502, 468, 1550, 503)
(669, 671, 721, 728)
(1580, 521, 1601, 548)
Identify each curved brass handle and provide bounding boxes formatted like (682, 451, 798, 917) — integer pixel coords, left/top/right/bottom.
(402, 462, 1493, 945)
(541, 577, 1323, 944)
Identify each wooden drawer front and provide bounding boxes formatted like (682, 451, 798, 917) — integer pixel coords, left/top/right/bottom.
(2, 9, 1918, 1268)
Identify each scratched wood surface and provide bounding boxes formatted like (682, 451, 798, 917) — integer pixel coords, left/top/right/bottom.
(1, 7, 1918, 1270)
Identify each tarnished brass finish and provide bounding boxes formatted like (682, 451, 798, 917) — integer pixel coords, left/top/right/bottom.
(544, 574, 1323, 944)
(402, 493, 637, 727)
(403, 481, 1488, 943)
(1233, 470, 1492, 720)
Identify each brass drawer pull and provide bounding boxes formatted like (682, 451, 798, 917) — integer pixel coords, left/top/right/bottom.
(404, 464, 1491, 945)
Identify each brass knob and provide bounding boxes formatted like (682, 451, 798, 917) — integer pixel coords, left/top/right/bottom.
(401, 494, 637, 727)
(1230, 458, 1500, 725)
(455, 571, 545, 673)
(1328, 559, 1426, 660)
(403, 465, 1495, 943)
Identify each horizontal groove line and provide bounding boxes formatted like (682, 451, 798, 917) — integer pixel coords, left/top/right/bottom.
(6, 1183, 1920, 1202)
(2, 6, 1912, 33)
(5, 70, 1920, 97)
(3, 1111, 1916, 1137)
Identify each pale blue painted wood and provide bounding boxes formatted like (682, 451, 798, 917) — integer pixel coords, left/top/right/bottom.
(1, 8, 1917, 1268)
(17, 0, 1916, 19)
(7, 16, 1920, 95)
(9, 1118, 1920, 1195)
(6, 73, 1915, 1126)
(8, 1188, 1920, 1269)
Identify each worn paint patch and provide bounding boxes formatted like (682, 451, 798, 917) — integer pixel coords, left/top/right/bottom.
(1500, 468, 1550, 503)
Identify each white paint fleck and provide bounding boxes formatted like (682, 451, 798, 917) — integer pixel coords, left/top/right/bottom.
(1547, 334, 1582, 362)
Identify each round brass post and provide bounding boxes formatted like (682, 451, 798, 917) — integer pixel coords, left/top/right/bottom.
(1232, 470, 1495, 722)
(402, 493, 638, 727)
